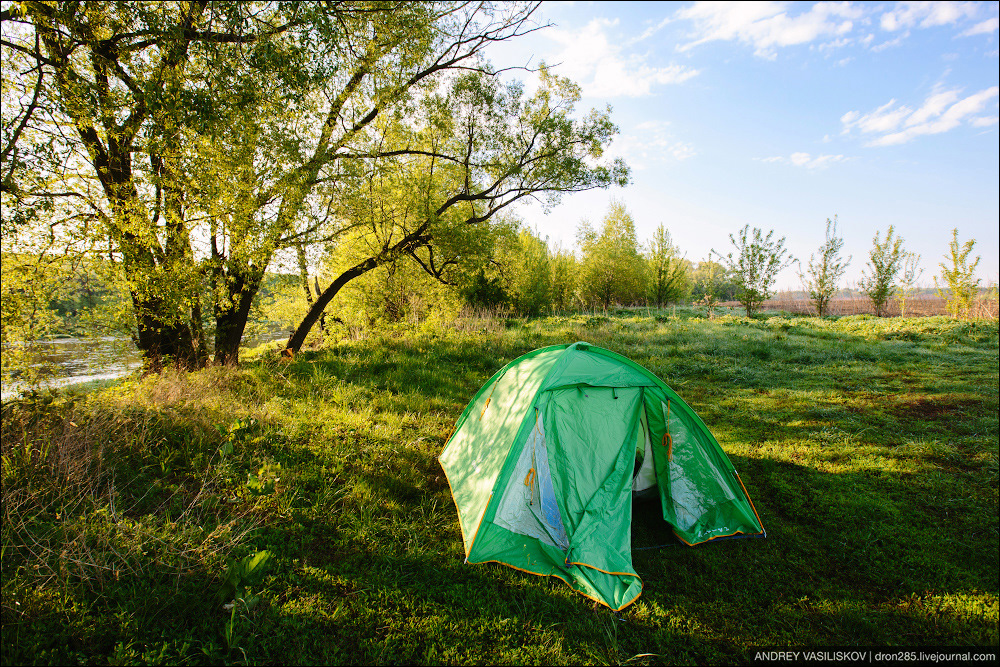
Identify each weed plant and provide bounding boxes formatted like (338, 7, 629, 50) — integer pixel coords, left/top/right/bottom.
(2, 310, 997, 664)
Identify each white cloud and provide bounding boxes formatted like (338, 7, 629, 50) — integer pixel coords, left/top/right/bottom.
(818, 36, 853, 51)
(871, 33, 908, 51)
(545, 18, 699, 98)
(670, 2, 997, 57)
(632, 15, 675, 44)
(610, 120, 696, 168)
(841, 85, 1000, 145)
(960, 17, 999, 37)
(668, 142, 698, 161)
(760, 152, 848, 168)
(675, 1, 863, 58)
(841, 99, 913, 134)
(971, 115, 999, 127)
(880, 2, 981, 32)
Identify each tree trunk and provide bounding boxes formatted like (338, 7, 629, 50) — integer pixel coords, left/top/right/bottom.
(286, 228, 431, 353)
(285, 260, 377, 353)
(190, 296, 210, 366)
(314, 276, 327, 333)
(131, 291, 200, 372)
(213, 270, 264, 365)
(296, 244, 325, 334)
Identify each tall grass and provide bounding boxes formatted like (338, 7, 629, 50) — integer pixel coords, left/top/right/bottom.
(3, 310, 998, 664)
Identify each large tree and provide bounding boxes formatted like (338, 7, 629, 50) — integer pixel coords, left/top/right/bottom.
(284, 68, 628, 351)
(3, 1, 318, 368)
(198, 3, 552, 363)
(3, 1, 556, 366)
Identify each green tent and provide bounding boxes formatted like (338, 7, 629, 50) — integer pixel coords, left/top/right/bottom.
(439, 341, 765, 610)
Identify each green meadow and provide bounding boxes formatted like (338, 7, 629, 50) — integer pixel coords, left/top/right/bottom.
(2, 311, 997, 664)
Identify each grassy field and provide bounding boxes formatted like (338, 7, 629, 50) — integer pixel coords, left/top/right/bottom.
(2, 310, 998, 664)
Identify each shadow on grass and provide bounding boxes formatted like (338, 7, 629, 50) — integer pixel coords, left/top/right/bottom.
(250, 441, 996, 664)
(7, 315, 995, 663)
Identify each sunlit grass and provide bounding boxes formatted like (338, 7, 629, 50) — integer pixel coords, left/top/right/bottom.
(3, 309, 997, 663)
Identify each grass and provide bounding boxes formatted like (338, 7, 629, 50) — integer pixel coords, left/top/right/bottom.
(2, 309, 997, 664)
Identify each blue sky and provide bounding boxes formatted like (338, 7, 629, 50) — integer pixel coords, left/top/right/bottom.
(484, 1, 999, 289)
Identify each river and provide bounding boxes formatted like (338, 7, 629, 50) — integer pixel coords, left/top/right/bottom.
(1, 332, 286, 400)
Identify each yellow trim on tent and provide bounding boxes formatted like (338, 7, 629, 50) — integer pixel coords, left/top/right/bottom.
(442, 464, 472, 554)
(466, 493, 493, 557)
(568, 561, 643, 579)
(734, 470, 766, 534)
(670, 526, 761, 547)
(479, 380, 500, 420)
(467, 558, 642, 612)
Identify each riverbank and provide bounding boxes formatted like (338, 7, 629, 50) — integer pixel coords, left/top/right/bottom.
(1, 333, 289, 400)
(1, 336, 142, 400)
(3, 311, 998, 664)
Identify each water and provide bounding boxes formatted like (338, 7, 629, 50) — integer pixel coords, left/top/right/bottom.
(1, 331, 287, 400)
(1, 336, 142, 399)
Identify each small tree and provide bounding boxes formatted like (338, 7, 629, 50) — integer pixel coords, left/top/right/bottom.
(645, 223, 690, 307)
(935, 228, 981, 320)
(860, 226, 906, 317)
(799, 216, 850, 316)
(714, 225, 795, 317)
(897, 252, 923, 318)
(693, 255, 725, 318)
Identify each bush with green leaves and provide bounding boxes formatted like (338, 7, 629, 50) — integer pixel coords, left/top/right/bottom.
(860, 226, 906, 317)
(799, 216, 850, 317)
(935, 228, 982, 320)
(714, 225, 795, 317)
(645, 223, 690, 307)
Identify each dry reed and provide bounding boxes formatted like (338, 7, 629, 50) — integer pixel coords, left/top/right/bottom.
(727, 288, 999, 319)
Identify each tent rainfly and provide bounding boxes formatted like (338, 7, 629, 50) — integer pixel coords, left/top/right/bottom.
(439, 342, 765, 610)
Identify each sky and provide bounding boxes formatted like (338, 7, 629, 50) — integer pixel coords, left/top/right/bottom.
(483, 1, 1000, 289)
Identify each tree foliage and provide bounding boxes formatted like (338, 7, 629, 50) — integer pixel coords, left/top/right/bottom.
(499, 228, 552, 316)
(462, 270, 507, 311)
(690, 258, 730, 317)
(799, 216, 850, 317)
(935, 228, 981, 320)
(285, 66, 628, 350)
(714, 225, 794, 317)
(3, 1, 630, 366)
(690, 259, 737, 304)
(860, 226, 906, 317)
(644, 223, 689, 307)
(577, 202, 645, 310)
(549, 242, 578, 313)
